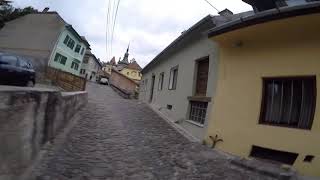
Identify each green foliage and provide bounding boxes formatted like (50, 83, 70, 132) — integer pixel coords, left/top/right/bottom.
(0, 3, 38, 29)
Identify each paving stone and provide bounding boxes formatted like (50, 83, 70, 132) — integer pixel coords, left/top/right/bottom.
(27, 83, 278, 180)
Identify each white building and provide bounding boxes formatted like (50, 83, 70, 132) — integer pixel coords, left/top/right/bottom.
(139, 13, 251, 140)
(80, 50, 102, 82)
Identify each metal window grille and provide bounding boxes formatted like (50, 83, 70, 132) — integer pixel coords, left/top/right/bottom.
(189, 101, 208, 125)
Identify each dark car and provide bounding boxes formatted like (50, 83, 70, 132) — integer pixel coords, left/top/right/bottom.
(0, 52, 36, 87)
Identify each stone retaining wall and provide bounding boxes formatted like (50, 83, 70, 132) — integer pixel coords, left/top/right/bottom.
(0, 86, 87, 180)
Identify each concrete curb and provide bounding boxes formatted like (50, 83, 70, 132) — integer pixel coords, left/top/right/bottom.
(231, 157, 297, 180)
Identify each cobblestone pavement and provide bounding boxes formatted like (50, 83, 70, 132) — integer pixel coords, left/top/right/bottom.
(28, 83, 276, 180)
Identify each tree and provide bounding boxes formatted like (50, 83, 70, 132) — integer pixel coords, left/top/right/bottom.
(0, 0, 12, 6)
(0, 4, 38, 29)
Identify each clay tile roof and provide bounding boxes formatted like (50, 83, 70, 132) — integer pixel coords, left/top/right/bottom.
(127, 61, 142, 71)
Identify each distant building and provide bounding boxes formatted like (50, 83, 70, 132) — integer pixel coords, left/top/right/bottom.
(102, 56, 116, 76)
(80, 50, 102, 82)
(0, 9, 90, 80)
(102, 45, 142, 82)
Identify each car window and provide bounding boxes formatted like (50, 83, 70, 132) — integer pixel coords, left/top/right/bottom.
(19, 58, 30, 69)
(0, 55, 18, 66)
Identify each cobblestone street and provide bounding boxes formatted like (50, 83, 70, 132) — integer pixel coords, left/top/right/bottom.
(27, 83, 276, 180)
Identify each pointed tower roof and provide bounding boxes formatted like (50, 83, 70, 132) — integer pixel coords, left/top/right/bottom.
(109, 56, 116, 65)
(119, 43, 130, 65)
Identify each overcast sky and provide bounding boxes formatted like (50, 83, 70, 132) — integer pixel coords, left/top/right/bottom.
(13, 0, 252, 67)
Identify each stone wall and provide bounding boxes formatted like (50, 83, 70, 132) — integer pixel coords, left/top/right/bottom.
(0, 86, 87, 180)
(109, 69, 138, 99)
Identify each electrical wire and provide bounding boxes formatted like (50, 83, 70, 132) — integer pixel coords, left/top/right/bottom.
(203, 0, 220, 12)
(110, 0, 121, 55)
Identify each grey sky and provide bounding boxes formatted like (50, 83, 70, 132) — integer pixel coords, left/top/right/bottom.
(12, 0, 252, 67)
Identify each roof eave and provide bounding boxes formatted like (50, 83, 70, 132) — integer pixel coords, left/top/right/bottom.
(65, 25, 91, 48)
(141, 15, 214, 74)
(208, 2, 320, 38)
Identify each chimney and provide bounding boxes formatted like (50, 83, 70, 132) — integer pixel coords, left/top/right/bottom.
(218, 8, 233, 19)
(42, 7, 50, 13)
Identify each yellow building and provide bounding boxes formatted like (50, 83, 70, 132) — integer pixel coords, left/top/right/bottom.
(119, 60, 142, 82)
(206, 2, 320, 177)
(102, 57, 116, 76)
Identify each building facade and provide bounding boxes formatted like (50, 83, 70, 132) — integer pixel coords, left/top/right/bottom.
(0, 10, 90, 80)
(48, 26, 90, 76)
(119, 60, 142, 83)
(80, 50, 102, 81)
(206, 1, 320, 176)
(139, 15, 231, 140)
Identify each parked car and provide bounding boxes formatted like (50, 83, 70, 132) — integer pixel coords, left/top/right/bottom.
(99, 77, 109, 85)
(0, 52, 36, 87)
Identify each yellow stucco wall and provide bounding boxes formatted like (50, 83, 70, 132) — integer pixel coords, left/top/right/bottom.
(206, 13, 320, 176)
(120, 68, 142, 81)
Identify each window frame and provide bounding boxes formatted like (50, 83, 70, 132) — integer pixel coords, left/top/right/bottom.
(53, 53, 67, 65)
(189, 101, 208, 125)
(71, 61, 79, 70)
(194, 56, 209, 96)
(80, 47, 85, 55)
(75, 44, 81, 53)
(168, 65, 179, 90)
(63, 35, 70, 45)
(158, 72, 164, 91)
(259, 76, 317, 130)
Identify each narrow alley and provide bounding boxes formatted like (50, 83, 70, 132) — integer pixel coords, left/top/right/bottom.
(27, 83, 275, 180)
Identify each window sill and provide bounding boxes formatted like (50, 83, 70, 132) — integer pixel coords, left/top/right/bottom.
(187, 96, 211, 102)
(186, 120, 205, 128)
(258, 123, 311, 131)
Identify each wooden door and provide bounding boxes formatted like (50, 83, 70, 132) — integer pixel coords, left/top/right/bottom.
(195, 59, 209, 96)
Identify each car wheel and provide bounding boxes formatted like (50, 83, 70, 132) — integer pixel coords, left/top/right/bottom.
(27, 80, 34, 87)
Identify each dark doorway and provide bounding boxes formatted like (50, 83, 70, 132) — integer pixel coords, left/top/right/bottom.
(149, 75, 155, 102)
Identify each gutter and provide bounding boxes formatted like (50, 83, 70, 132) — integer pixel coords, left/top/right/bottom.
(208, 2, 320, 37)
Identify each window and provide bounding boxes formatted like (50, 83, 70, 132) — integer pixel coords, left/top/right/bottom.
(275, 0, 287, 7)
(83, 57, 89, 64)
(189, 101, 208, 125)
(65, 36, 75, 50)
(158, 72, 164, 90)
(80, 69, 86, 74)
(71, 61, 79, 70)
(0, 55, 18, 66)
(145, 79, 148, 91)
(53, 53, 67, 65)
(168, 66, 178, 90)
(80, 47, 85, 55)
(127, 72, 129, 75)
(75, 44, 81, 53)
(260, 76, 316, 129)
(63, 35, 70, 45)
(19, 59, 29, 68)
(195, 58, 209, 96)
(131, 71, 137, 76)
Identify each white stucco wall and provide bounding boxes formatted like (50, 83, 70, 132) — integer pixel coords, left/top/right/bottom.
(139, 36, 219, 140)
(80, 55, 100, 81)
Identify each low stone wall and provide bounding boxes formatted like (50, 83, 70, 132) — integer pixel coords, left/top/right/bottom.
(109, 69, 139, 99)
(0, 86, 87, 180)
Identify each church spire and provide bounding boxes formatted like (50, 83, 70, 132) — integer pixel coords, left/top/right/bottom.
(119, 43, 130, 65)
